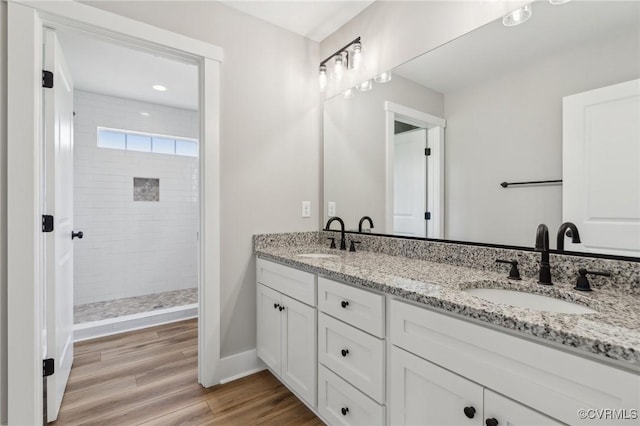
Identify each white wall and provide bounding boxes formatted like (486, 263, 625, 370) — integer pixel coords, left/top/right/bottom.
(73, 91, 199, 305)
(0, 1, 7, 423)
(324, 75, 443, 232)
(320, 0, 529, 98)
(87, 1, 321, 358)
(444, 30, 640, 247)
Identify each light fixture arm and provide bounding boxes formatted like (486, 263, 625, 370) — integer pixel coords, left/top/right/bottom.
(320, 37, 361, 68)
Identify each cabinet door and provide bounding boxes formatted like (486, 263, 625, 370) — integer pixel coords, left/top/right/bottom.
(390, 346, 483, 426)
(484, 390, 563, 426)
(281, 294, 317, 406)
(257, 284, 282, 376)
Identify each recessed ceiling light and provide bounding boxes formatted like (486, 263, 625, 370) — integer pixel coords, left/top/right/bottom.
(503, 4, 533, 27)
(140, 112, 151, 117)
(549, 0, 571, 4)
(152, 85, 167, 92)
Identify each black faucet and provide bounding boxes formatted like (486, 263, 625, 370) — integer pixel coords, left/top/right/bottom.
(535, 224, 552, 285)
(358, 216, 374, 233)
(325, 216, 347, 250)
(556, 222, 581, 251)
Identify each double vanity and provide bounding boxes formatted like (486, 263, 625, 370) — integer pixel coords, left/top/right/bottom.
(255, 232, 639, 425)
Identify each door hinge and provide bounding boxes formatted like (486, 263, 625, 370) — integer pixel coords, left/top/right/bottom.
(42, 215, 54, 232)
(425, 212, 431, 220)
(43, 358, 55, 377)
(42, 70, 54, 88)
(425, 148, 431, 156)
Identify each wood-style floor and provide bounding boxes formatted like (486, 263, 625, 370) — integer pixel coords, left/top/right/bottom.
(53, 319, 323, 426)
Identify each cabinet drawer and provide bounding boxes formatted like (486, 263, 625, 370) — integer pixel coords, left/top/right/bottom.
(257, 258, 316, 306)
(318, 364, 385, 426)
(318, 313, 385, 403)
(318, 277, 385, 337)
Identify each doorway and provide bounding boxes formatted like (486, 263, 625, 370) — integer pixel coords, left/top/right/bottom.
(7, 2, 221, 424)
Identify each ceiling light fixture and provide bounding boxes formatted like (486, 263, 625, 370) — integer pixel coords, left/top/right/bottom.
(549, 0, 571, 4)
(140, 112, 151, 117)
(502, 4, 532, 27)
(318, 37, 362, 90)
(152, 84, 167, 92)
(374, 71, 392, 84)
(356, 79, 372, 92)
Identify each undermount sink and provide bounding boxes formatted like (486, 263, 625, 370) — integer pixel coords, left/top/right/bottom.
(464, 288, 596, 315)
(296, 253, 340, 259)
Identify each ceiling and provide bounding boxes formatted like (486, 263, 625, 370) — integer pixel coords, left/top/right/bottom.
(395, 0, 640, 94)
(220, 0, 375, 42)
(57, 30, 199, 110)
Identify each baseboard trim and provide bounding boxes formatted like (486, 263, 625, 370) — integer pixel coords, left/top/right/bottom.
(219, 349, 266, 384)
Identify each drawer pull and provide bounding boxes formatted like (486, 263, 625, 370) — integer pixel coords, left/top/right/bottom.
(463, 406, 476, 419)
(341, 349, 349, 357)
(485, 418, 499, 426)
(341, 407, 349, 416)
(341, 300, 349, 308)
(273, 303, 279, 310)
(279, 306, 285, 311)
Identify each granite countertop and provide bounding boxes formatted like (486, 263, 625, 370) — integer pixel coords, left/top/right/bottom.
(255, 244, 640, 371)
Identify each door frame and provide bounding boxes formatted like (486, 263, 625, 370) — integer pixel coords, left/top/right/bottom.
(384, 101, 446, 238)
(7, 1, 223, 424)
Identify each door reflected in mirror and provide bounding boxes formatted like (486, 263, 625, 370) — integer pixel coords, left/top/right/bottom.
(323, 0, 640, 257)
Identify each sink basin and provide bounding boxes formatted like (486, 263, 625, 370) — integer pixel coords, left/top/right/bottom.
(296, 253, 340, 259)
(464, 288, 596, 314)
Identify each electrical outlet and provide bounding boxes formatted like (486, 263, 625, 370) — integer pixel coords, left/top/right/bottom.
(301, 201, 311, 218)
(328, 201, 336, 217)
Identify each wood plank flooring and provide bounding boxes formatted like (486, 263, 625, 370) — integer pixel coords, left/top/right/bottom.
(53, 319, 323, 426)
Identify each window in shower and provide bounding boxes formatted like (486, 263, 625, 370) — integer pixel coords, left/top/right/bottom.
(97, 127, 198, 157)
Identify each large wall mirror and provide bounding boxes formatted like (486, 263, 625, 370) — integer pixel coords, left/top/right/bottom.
(323, 0, 640, 257)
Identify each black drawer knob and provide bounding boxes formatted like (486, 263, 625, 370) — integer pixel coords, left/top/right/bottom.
(463, 406, 476, 419)
(341, 349, 349, 357)
(273, 303, 279, 310)
(72, 230, 84, 240)
(341, 300, 349, 308)
(279, 306, 285, 311)
(486, 418, 499, 426)
(341, 407, 349, 416)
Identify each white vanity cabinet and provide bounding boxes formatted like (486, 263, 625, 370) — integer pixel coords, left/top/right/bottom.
(256, 259, 317, 407)
(317, 277, 386, 425)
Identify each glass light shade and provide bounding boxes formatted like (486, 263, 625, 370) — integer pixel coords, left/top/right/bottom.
(334, 54, 344, 79)
(351, 43, 362, 69)
(343, 89, 355, 99)
(502, 4, 532, 27)
(374, 71, 392, 83)
(356, 79, 372, 92)
(549, 0, 571, 4)
(318, 65, 327, 91)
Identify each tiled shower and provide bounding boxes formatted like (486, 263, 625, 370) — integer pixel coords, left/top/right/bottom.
(73, 90, 199, 339)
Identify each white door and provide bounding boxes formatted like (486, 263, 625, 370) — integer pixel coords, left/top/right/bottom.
(484, 390, 562, 426)
(43, 28, 75, 422)
(563, 79, 640, 256)
(393, 128, 427, 237)
(256, 284, 282, 375)
(280, 294, 316, 406)
(390, 346, 483, 426)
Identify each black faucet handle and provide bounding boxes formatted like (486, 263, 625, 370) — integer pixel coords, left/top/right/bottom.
(495, 259, 521, 280)
(349, 241, 361, 252)
(575, 268, 611, 291)
(327, 238, 336, 249)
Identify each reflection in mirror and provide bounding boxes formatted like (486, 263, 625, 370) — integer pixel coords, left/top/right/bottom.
(323, 0, 640, 256)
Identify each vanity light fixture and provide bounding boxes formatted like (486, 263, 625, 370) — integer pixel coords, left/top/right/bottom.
(318, 37, 362, 89)
(356, 79, 372, 92)
(549, 0, 571, 4)
(502, 4, 532, 27)
(374, 71, 392, 83)
(319, 65, 328, 91)
(152, 84, 167, 91)
(343, 88, 355, 99)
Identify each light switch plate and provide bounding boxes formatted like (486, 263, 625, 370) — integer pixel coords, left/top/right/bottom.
(328, 201, 336, 217)
(302, 201, 311, 218)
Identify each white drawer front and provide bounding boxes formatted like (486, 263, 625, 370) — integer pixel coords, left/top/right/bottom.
(318, 277, 385, 338)
(318, 364, 385, 426)
(318, 313, 385, 403)
(257, 258, 316, 306)
(390, 299, 640, 426)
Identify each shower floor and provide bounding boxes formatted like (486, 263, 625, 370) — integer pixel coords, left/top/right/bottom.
(74, 288, 197, 324)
